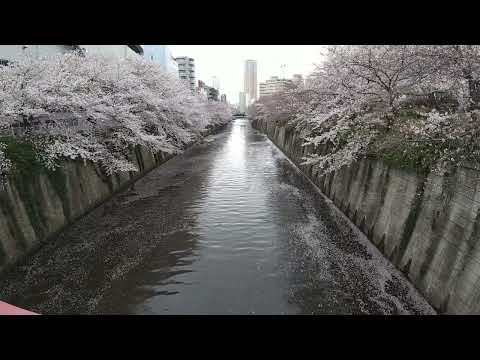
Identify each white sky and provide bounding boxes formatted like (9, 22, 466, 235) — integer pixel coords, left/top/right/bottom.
(169, 45, 326, 104)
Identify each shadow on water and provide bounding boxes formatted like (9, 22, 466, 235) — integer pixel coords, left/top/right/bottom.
(0, 119, 434, 315)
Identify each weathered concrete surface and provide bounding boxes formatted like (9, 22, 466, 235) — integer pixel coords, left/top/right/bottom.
(0, 119, 434, 314)
(252, 118, 480, 314)
(0, 124, 227, 274)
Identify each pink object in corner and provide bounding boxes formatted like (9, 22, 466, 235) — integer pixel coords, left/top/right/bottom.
(0, 301, 39, 315)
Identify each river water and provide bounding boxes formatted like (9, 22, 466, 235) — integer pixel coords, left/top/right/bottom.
(0, 118, 435, 314)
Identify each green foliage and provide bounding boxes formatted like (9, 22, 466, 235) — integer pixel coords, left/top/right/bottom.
(371, 134, 461, 176)
(46, 167, 70, 220)
(395, 178, 426, 264)
(397, 109, 428, 121)
(0, 136, 70, 231)
(379, 142, 435, 175)
(366, 110, 462, 175)
(0, 136, 43, 178)
(336, 129, 353, 148)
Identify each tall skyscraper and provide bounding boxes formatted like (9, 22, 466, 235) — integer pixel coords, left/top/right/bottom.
(244, 60, 257, 105)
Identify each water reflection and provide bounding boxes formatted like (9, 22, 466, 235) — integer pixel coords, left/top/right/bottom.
(95, 118, 434, 314)
(2, 118, 433, 314)
(97, 119, 302, 314)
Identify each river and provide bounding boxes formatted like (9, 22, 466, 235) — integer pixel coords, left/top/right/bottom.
(0, 118, 435, 314)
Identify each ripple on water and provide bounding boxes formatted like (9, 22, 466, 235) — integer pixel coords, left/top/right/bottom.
(4, 119, 434, 315)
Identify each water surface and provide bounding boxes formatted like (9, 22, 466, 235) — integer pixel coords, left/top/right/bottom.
(0, 118, 435, 314)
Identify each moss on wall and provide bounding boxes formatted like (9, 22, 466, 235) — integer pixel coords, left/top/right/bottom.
(252, 118, 480, 313)
(380, 143, 434, 175)
(393, 176, 426, 266)
(46, 167, 70, 221)
(0, 191, 28, 251)
(1, 137, 48, 238)
(0, 122, 228, 274)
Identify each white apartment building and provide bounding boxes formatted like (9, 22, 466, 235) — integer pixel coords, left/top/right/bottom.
(175, 57, 195, 91)
(259, 76, 294, 98)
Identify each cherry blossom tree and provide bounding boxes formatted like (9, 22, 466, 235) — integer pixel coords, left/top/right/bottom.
(0, 52, 231, 181)
(253, 45, 480, 176)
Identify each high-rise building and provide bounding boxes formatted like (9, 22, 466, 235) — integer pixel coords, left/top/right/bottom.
(211, 76, 220, 92)
(239, 92, 247, 113)
(175, 56, 195, 91)
(259, 76, 295, 98)
(143, 45, 179, 77)
(244, 60, 257, 105)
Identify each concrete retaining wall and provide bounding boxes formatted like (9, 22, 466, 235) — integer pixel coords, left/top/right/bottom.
(252, 118, 480, 314)
(0, 123, 227, 275)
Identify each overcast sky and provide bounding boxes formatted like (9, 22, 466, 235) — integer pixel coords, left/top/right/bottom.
(169, 45, 326, 104)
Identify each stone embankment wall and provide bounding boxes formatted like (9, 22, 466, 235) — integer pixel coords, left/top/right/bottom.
(0, 123, 227, 275)
(252, 118, 480, 314)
